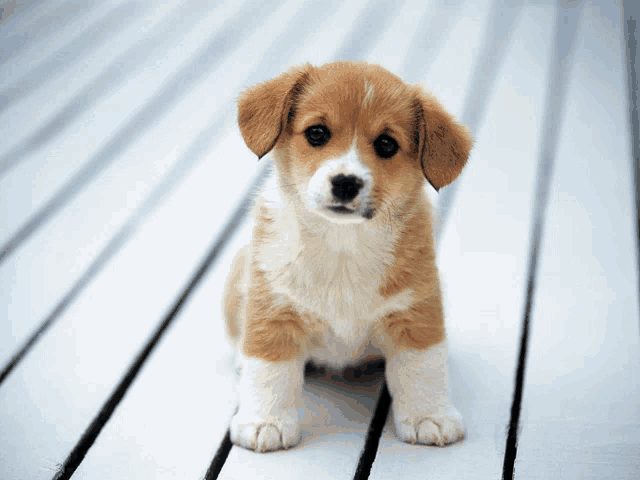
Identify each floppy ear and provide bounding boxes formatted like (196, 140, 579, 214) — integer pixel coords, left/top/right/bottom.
(237, 64, 314, 159)
(413, 88, 473, 191)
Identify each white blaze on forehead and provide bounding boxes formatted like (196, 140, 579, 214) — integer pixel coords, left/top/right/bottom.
(363, 78, 375, 107)
(328, 135, 372, 189)
(341, 134, 362, 168)
(303, 134, 373, 218)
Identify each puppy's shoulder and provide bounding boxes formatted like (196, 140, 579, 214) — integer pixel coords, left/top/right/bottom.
(380, 190, 439, 297)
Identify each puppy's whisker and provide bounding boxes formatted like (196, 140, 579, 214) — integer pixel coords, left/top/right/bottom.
(381, 202, 394, 236)
(260, 182, 298, 192)
(285, 192, 297, 209)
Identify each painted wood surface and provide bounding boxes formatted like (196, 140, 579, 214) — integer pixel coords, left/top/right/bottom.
(515, 3, 640, 479)
(0, 1, 637, 479)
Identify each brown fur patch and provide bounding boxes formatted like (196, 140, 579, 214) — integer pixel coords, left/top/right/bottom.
(384, 297, 445, 350)
(413, 88, 473, 191)
(379, 199, 445, 350)
(237, 64, 314, 159)
(242, 262, 306, 362)
(242, 207, 306, 362)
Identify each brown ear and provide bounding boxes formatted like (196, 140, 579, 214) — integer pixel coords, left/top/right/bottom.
(413, 88, 473, 191)
(237, 64, 314, 159)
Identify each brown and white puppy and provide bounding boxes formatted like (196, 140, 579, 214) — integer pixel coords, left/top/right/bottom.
(223, 61, 472, 452)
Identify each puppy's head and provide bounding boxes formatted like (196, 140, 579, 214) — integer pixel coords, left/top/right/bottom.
(238, 62, 472, 224)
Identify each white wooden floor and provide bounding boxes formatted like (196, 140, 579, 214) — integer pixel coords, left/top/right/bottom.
(1, 1, 638, 479)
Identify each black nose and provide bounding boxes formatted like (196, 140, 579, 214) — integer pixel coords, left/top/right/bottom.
(331, 174, 363, 202)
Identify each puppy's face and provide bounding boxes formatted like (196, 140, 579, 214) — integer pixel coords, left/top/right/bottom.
(283, 65, 424, 224)
(238, 62, 472, 223)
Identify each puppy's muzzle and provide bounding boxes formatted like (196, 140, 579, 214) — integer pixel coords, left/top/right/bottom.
(326, 173, 375, 219)
(331, 174, 363, 203)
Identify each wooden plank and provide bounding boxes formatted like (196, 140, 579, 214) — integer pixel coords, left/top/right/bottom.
(623, 0, 640, 323)
(0, 128, 260, 479)
(0, 1, 118, 82)
(0, 1, 313, 478)
(0, 1, 133, 128)
(0, 0, 244, 253)
(0, 0, 201, 162)
(0, 1, 157, 115)
(370, 3, 558, 478)
(67, 210, 254, 480)
(0, 0, 41, 30)
(514, 2, 640, 478)
(0, 0, 247, 370)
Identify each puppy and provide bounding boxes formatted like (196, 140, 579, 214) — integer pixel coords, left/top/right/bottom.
(223, 61, 472, 452)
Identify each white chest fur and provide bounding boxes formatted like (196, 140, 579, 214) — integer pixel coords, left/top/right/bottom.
(254, 174, 414, 367)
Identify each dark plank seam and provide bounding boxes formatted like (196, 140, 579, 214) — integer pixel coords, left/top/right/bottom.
(352, 382, 392, 480)
(203, 431, 233, 480)
(0, 1, 147, 115)
(51, 160, 272, 480)
(0, 106, 232, 386)
(501, 3, 584, 479)
(0, 0, 207, 177)
(0, 0, 286, 265)
(623, 0, 640, 326)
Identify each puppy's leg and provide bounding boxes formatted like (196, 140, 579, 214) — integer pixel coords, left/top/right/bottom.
(386, 340, 465, 446)
(231, 262, 307, 452)
(231, 355, 305, 452)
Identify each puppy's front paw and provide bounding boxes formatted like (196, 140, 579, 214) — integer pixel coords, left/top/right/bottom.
(394, 405, 465, 446)
(230, 408, 301, 452)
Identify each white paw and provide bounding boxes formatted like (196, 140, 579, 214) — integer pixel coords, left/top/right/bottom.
(394, 405, 465, 446)
(230, 408, 301, 452)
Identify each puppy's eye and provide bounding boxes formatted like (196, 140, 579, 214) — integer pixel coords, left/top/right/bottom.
(373, 134, 399, 159)
(305, 125, 331, 147)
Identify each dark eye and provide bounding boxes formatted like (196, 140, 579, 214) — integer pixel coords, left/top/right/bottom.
(373, 134, 399, 159)
(305, 125, 331, 147)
